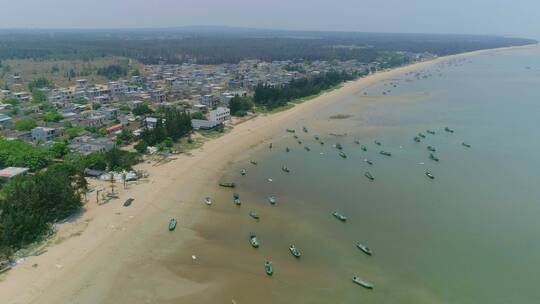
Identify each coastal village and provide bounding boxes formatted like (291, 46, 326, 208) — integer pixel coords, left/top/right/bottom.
(0, 53, 435, 182)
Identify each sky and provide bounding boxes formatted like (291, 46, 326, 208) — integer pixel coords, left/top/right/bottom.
(0, 0, 538, 38)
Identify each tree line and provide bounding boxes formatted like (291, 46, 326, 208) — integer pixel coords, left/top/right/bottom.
(252, 70, 366, 110)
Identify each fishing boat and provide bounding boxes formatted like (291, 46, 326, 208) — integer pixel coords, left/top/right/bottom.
(265, 261, 273, 276)
(427, 130, 436, 135)
(286, 128, 296, 133)
(365, 172, 374, 181)
(233, 193, 241, 206)
(418, 133, 426, 138)
(249, 211, 260, 220)
(219, 182, 236, 188)
(339, 151, 347, 159)
(168, 218, 177, 231)
(364, 159, 373, 165)
(123, 197, 134, 207)
(335, 143, 343, 150)
(303, 127, 308, 133)
(297, 140, 302, 145)
(250, 160, 258, 166)
(0, 260, 11, 274)
(426, 171, 435, 179)
(204, 197, 212, 205)
(354, 140, 360, 145)
(444, 127, 455, 133)
(333, 211, 347, 222)
(268, 196, 277, 205)
(429, 153, 439, 162)
(269, 143, 273, 149)
(314, 135, 320, 141)
(240, 169, 247, 176)
(374, 140, 381, 146)
(282, 166, 290, 173)
(293, 135, 299, 139)
(379, 150, 392, 157)
(352, 276, 374, 289)
(462, 142, 471, 148)
(319, 141, 324, 145)
(356, 243, 372, 256)
(286, 147, 290, 152)
(289, 245, 301, 258)
(427, 146, 436, 152)
(249, 233, 260, 248)
(361, 146, 367, 151)
(304, 146, 311, 151)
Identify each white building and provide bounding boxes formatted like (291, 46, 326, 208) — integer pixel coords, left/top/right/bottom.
(31, 127, 56, 142)
(209, 107, 230, 123)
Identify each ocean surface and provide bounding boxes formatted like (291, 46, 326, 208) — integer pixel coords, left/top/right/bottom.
(177, 46, 540, 303)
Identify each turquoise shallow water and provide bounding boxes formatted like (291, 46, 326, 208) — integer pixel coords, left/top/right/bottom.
(180, 47, 540, 303)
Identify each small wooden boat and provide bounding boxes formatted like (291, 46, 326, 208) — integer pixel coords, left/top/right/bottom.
(427, 146, 436, 152)
(168, 218, 177, 231)
(427, 130, 436, 135)
(352, 276, 374, 289)
(319, 141, 324, 145)
(444, 127, 454, 133)
(462, 142, 471, 148)
(269, 143, 273, 149)
(204, 197, 212, 205)
(282, 166, 290, 173)
(0, 260, 11, 274)
(297, 140, 302, 145)
(286, 128, 296, 133)
(304, 146, 311, 151)
(361, 146, 367, 151)
(293, 135, 299, 139)
(268, 196, 277, 205)
(249, 233, 260, 248)
(265, 261, 273, 276)
(314, 135, 320, 141)
(333, 211, 347, 222)
(339, 151, 347, 159)
(250, 160, 258, 166)
(303, 127, 308, 133)
(354, 140, 360, 145)
(286, 147, 290, 152)
(379, 150, 392, 157)
(123, 197, 134, 207)
(365, 172, 374, 181)
(240, 169, 247, 176)
(374, 140, 381, 146)
(429, 153, 439, 162)
(249, 211, 260, 220)
(289, 245, 301, 258)
(414, 136, 421, 142)
(219, 182, 236, 188)
(364, 159, 373, 165)
(356, 243, 372, 256)
(426, 171, 435, 179)
(233, 193, 241, 206)
(418, 133, 426, 138)
(335, 143, 343, 150)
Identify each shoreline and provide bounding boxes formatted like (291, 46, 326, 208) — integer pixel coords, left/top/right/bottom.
(1, 44, 535, 304)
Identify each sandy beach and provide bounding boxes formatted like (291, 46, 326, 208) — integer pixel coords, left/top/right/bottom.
(1, 44, 533, 304)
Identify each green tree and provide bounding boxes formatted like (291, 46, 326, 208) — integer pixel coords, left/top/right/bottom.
(2, 98, 20, 106)
(28, 77, 52, 92)
(31, 90, 47, 104)
(191, 111, 206, 120)
(43, 112, 63, 122)
(132, 103, 153, 116)
(134, 141, 148, 154)
(13, 118, 36, 131)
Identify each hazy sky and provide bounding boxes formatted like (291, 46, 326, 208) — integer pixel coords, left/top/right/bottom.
(0, 0, 538, 38)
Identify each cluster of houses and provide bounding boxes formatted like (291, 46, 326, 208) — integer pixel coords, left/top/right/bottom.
(0, 55, 433, 156)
